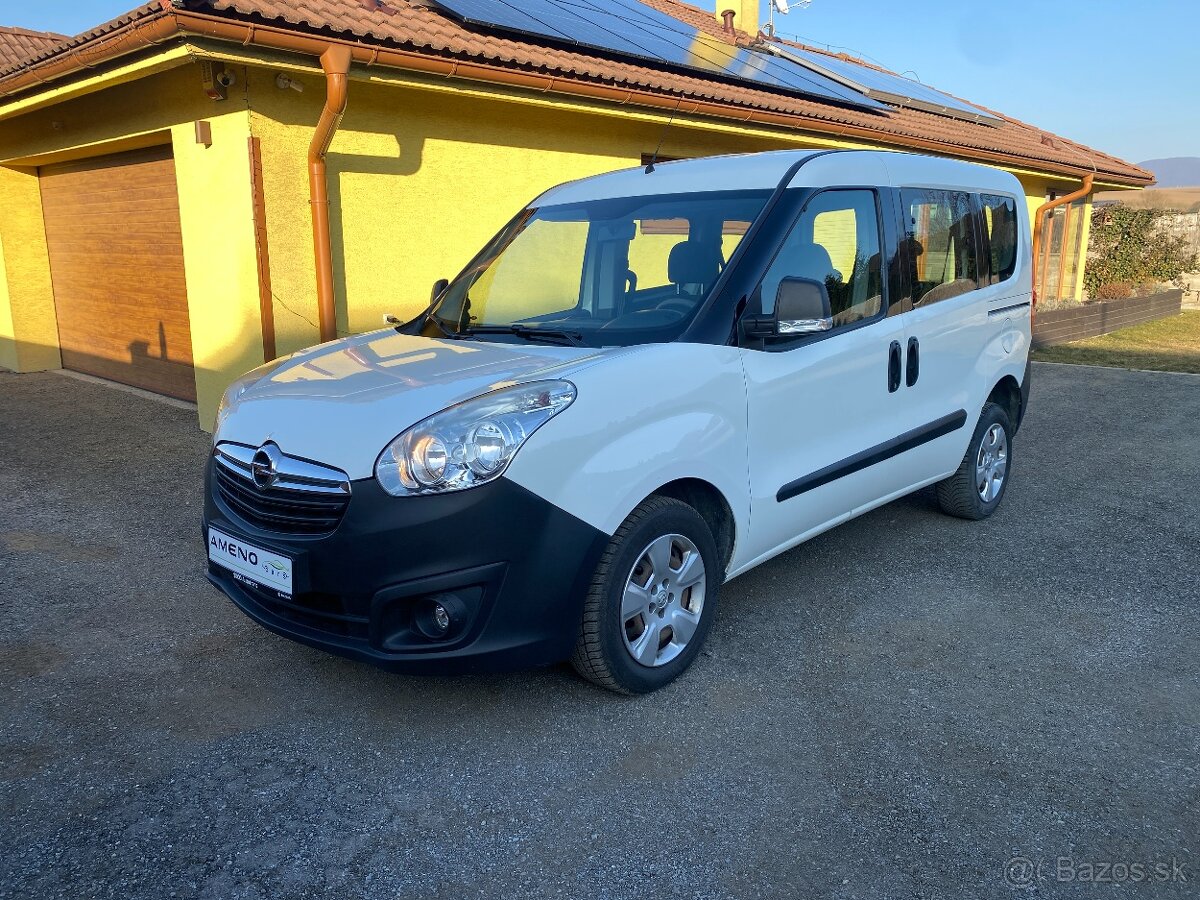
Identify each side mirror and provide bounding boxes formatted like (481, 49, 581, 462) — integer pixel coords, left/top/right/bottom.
(431, 278, 449, 303)
(742, 276, 833, 339)
(775, 277, 833, 334)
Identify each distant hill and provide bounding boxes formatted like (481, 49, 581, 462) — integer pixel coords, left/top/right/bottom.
(1138, 157, 1200, 188)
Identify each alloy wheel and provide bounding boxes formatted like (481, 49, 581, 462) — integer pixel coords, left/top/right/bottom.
(620, 533, 706, 667)
(976, 422, 1008, 503)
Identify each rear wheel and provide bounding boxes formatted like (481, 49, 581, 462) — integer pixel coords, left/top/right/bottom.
(936, 402, 1012, 520)
(571, 496, 719, 694)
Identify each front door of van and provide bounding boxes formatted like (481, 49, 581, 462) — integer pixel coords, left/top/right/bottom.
(739, 189, 911, 568)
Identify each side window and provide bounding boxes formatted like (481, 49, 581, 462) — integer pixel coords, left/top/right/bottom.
(902, 189, 979, 306)
(758, 189, 884, 329)
(980, 194, 1018, 285)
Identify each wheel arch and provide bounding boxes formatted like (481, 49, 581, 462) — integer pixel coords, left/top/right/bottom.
(987, 373, 1024, 433)
(647, 477, 736, 572)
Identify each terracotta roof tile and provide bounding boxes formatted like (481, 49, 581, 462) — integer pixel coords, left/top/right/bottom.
(0, 0, 1152, 186)
(0, 25, 68, 69)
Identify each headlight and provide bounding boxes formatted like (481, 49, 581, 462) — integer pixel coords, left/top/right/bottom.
(375, 381, 576, 496)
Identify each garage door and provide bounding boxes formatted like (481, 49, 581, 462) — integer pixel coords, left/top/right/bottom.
(40, 146, 196, 402)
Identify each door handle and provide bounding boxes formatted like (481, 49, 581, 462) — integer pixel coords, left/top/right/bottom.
(888, 340, 902, 393)
(906, 336, 920, 387)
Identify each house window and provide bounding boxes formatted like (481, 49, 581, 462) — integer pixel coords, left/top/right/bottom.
(1038, 196, 1089, 302)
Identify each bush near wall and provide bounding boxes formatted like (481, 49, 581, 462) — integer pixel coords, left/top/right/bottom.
(1085, 204, 1198, 298)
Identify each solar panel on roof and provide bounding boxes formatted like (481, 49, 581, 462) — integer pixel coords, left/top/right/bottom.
(429, 0, 888, 112)
(761, 42, 1001, 126)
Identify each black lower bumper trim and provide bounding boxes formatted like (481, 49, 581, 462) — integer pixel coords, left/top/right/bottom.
(204, 470, 608, 674)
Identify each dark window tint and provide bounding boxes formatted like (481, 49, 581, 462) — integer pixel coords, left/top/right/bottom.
(981, 194, 1018, 285)
(758, 189, 884, 329)
(901, 189, 979, 306)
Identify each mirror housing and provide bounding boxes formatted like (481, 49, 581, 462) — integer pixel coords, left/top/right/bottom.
(431, 278, 449, 303)
(775, 277, 833, 334)
(742, 276, 834, 339)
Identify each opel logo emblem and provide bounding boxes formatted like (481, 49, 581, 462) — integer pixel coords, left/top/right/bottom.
(251, 443, 282, 490)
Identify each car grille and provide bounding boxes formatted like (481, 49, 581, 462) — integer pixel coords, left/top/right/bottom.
(212, 442, 351, 535)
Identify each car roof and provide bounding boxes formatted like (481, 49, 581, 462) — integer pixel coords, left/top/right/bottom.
(534, 149, 1023, 206)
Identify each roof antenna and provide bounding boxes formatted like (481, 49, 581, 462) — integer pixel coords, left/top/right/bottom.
(768, 0, 812, 36)
(644, 95, 683, 174)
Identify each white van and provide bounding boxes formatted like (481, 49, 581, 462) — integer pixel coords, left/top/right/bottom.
(205, 150, 1031, 693)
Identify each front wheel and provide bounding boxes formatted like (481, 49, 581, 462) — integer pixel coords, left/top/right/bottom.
(935, 401, 1012, 520)
(571, 496, 720, 694)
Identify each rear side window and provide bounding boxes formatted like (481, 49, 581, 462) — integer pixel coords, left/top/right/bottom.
(981, 194, 1018, 285)
(901, 189, 979, 306)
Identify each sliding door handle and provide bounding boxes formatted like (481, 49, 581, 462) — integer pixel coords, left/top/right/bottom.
(906, 336, 920, 387)
(888, 341, 902, 393)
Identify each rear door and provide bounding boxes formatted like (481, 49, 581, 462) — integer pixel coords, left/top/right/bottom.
(739, 188, 910, 567)
(888, 187, 990, 487)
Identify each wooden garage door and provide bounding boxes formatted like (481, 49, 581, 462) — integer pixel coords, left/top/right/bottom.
(40, 146, 195, 402)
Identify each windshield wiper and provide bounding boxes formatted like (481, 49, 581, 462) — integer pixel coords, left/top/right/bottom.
(462, 324, 586, 347)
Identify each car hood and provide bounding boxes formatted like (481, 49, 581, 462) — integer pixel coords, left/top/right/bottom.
(216, 329, 612, 479)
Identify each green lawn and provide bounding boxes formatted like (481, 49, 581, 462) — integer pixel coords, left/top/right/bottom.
(1032, 310, 1200, 374)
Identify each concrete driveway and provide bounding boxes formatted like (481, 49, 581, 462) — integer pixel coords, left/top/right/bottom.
(1, 363, 1197, 899)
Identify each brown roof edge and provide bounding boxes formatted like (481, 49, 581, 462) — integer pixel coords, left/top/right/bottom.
(0, 25, 70, 41)
(0, 9, 177, 95)
(0, 6, 1154, 188)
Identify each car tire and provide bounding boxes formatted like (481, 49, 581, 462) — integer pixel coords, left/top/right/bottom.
(571, 496, 720, 694)
(936, 401, 1013, 521)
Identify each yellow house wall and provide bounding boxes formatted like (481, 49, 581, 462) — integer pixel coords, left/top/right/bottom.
(170, 110, 263, 428)
(0, 45, 1127, 428)
(0, 62, 263, 426)
(247, 72, 790, 353)
(0, 231, 11, 370)
(0, 165, 60, 373)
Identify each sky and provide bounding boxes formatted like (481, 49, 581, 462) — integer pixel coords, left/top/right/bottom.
(1, 0, 1196, 163)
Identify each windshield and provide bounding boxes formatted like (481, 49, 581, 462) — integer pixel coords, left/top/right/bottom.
(427, 190, 773, 347)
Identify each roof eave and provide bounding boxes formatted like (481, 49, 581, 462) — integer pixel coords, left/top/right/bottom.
(0, 6, 1155, 189)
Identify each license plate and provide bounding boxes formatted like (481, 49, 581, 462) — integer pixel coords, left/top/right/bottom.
(207, 527, 293, 598)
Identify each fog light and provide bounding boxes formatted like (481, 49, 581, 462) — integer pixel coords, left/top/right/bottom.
(413, 593, 467, 641)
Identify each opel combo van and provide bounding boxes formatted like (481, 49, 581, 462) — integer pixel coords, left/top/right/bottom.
(205, 150, 1032, 694)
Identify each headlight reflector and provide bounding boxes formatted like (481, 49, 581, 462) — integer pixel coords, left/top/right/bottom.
(376, 381, 576, 496)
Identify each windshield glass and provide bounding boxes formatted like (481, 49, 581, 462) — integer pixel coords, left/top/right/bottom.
(428, 190, 773, 347)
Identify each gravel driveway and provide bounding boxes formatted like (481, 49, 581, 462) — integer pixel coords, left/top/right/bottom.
(1, 363, 1197, 899)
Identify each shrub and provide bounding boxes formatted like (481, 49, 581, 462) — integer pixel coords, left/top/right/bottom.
(1084, 204, 1198, 297)
(1092, 282, 1133, 300)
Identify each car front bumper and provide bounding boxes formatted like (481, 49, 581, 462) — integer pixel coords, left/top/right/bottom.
(203, 461, 608, 674)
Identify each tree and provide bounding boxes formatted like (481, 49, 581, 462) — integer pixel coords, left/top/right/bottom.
(1084, 204, 1198, 298)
